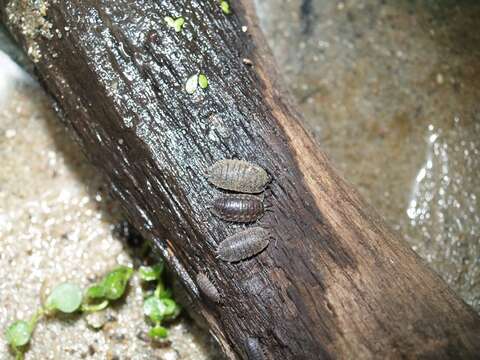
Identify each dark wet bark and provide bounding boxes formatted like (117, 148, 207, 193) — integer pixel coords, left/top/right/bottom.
(1, 0, 480, 359)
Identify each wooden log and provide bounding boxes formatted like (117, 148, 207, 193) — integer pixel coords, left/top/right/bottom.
(2, 0, 479, 358)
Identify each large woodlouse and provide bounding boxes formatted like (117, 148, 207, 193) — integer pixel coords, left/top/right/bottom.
(196, 272, 221, 303)
(245, 337, 266, 360)
(211, 194, 264, 223)
(217, 227, 270, 262)
(207, 159, 270, 194)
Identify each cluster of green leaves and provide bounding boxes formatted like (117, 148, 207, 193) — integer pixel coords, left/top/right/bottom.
(164, 16, 185, 33)
(185, 73, 209, 94)
(139, 262, 181, 340)
(164, 9, 219, 94)
(5, 262, 181, 358)
(5, 266, 133, 360)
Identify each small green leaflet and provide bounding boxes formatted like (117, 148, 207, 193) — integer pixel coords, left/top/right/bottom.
(165, 16, 185, 32)
(5, 320, 32, 347)
(198, 74, 209, 89)
(186, 73, 209, 94)
(148, 325, 169, 339)
(185, 74, 199, 94)
(45, 283, 83, 313)
(220, 1, 231, 14)
(101, 266, 133, 300)
(139, 263, 164, 282)
(143, 296, 167, 323)
(85, 284, 105, 300)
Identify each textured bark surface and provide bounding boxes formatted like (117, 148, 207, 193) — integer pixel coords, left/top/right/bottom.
(2, 0, 480, 359)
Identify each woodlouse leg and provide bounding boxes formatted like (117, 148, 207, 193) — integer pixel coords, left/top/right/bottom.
(264, 205, 274, 212)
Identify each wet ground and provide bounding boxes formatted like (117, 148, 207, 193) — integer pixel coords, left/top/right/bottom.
(256, 0, 480, 311)
(1, 0, 479, 359)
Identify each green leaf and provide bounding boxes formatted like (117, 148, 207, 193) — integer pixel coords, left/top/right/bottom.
(143, 296, 167, 323)
(82, 266, 133, 315)
(148, 325, 169, 339)
(185, 74, 198, 94)
(5, 320, 32, 347)
(161, 298, 181, 319)
(164, 16, 175, 27)
(220, 1, 231, 14)
(45, 283, 83, 313)
(101, 266, 133, 300)
(165, 16, 185, 32)
(164, 299, 181, 319)
(174, 17, 185, 32)
(198, 74, 209, 89)
(139, 263, 164, 282)
(85, 284, 105, 300)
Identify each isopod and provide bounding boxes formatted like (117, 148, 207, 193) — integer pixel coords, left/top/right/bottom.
(196, 272, 221, 303)
(245, 337, 266, 360)
(211, 194, 264, 223)
(207, 159, 270, 194)
(217, 227, 270, 262)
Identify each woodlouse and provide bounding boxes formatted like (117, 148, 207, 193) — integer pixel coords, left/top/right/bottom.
(245, 337, 266, 360)
(196, 272, 221, 303)
(217, 227, 270, 262)
(210, 194, 264, 223)
(207, 159, 270, 194)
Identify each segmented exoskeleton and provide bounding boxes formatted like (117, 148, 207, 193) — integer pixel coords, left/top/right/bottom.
(217, 227, 270, 262)
(207, 159, 270, 194)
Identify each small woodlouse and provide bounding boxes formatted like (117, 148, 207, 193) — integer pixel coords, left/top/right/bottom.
(211, 194, 264, 223)
(245, 337, 266, 360)
(196, 272, 221, 303)
(207, 159, 270, 194)
(217, 227, 270, 262)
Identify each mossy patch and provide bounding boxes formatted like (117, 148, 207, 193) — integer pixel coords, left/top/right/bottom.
(6, 0, 54, 62)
